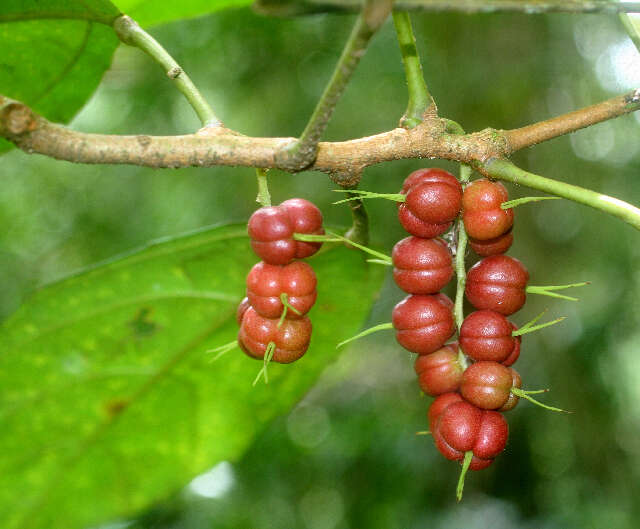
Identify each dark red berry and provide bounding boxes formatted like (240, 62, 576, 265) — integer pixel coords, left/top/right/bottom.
(462, 179, 514, 240)
(414, 343, 463, 396)
(398, 168, 462, 237)
(392, 293, 455, 355)
(502, 323, 521, 366)
(392, 237, 453, 294)
(247, 199, 324, 265)
(428, 392, 464, 430)
(469, 229, 513, 257)
(460, 361, 522, 411)
(246, 261, 317, 319)
(465, 255, 529, 315)
(238, 306, 312, 363)
(459, 310, 518, 363)
(236, 296, 251, 325)
(432, 400, 509, 470)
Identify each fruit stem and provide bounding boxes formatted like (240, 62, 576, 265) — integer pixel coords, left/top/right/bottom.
(337, 322, 394, 348)
(510, 387, 570, 413)
(207, 340, 238, 362)
(392, 11, 434, 128)
(252, 341, 276, 386)
(255, 168, 271, 207)
(500, 196, 561, 209)
(456, 450, 474, 502)
(483, 158, 640, 232)
(113, 15, 221, 128)
(343, 191, 371, 246)
(277, 293, 302, 327)
(453, 163, 472, 332)
(512, 317, 566, 336)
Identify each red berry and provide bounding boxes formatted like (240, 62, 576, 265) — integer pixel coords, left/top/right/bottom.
(414, 343, 463, 396)
(246, 261, 317, 319)
(460, 361, 522, 411)
(459, 310, 518, 363)
(392, 293, 455, 355)
(469, 230, 513, 257)
(236, 296, 251, 325)
(428, 392, 464, 430)
(502, 323, 521, 366)
(465, 255, 529, 315)
(398, 168, 462, 237)
(392, 237, 453, 294)
(247, 199, 324, 264)
(462, 179, 514, 240)
(280, 198, 325, 259)
(238, 306, 312, 363)
(433, 400, 509, 470)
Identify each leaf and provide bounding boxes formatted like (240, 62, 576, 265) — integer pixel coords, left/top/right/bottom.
(0, 223, 385, 529)
(114, 0, 253, 28)
(0, 1, 121, 153)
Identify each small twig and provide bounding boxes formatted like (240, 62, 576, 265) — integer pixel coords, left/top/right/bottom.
(255, 168, 271, 207)
(113, 15, 221, 128)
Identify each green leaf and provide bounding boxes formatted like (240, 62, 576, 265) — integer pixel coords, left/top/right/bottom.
(115, 0, 253, 28)
(0, 1, 121, 153)
(0, 223, 384, 529)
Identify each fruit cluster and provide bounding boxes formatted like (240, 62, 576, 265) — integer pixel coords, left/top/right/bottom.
(236, 199, 324, 364)
(391, 169, 539, 485)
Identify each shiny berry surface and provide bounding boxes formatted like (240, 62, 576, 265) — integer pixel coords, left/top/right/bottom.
(469, 230, 513, 257)
(392, 237, 453, 294)
(402, 169, 463, 224)
(397, 205, 452, 238)
(428, 392, 464, 429)
(414, 343, 463, 396)
(465, 255, 529, 315)
(392, 294, 456, 355)
(459, 310, 517, 363)
(460, 361, 522, 411)
(462, 179, 514, 240)
(236, 296, 251, 325)
(280, 198, 325, 259)
(238, 306, 312, 363)
(246, 261, 317, 319)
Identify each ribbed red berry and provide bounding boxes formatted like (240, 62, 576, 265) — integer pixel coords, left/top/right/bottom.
(246, 261, 317, 319)
(238, 306, 312, 363)
(462, 179, 514, 240)
(469, 230, 513, 257)
(460, 361, 522, 411)
(392, 237, 453, 294)
(414, 343, 464, 396)
(502, 323, 521, 366)
(398, 169, 462, 237)
(432, 400, 509, 470)
(428, 392, 464, 430)
(236, 296, 251, 325)
(392, 293, 455, 355)
(465, 255, 529, 315)
(459, 310, 518, 363)
(247, 199, 324, 265)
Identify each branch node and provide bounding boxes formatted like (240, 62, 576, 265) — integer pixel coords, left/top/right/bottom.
(0, 103, 37, 136)
(113, 15, 138, 46)
(167, 67, 182, 79)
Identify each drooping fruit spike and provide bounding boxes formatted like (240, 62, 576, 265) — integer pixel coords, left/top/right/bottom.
(414, 343, 464, 396)
(248, 199, 324, 264)
(459, 310, 518, 363)
(468, 230, 514, 257)
(246, 261, 317, 319)
(398, 168, 462, 237)
(238, 306, 312, 363)
(236, 296, 251, 325)
(392, 236, 454, 294)
(428, 392, 464, 430)
(432, 400, 509, 470)
(465, 255, 529, 315)
(460, 361, 522, 411)
(462, 179, 514, 240)
(392, 293, 456, 355)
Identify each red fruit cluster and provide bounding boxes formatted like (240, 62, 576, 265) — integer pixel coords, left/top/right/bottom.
(237, 199, 324, 363)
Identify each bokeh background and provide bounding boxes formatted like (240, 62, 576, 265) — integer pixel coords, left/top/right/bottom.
(2, 6, 640, 529)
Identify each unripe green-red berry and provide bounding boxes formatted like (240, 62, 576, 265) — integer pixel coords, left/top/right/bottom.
(414, 343, 464, 396)
(392, 237, 453, 294)
(460, 361, 522, 411)
(469, 230, 513, 257)
(398, 169, 462, 238)
(465, 255, 529, 315)
(459, 310, 519, 363)
(392, 293, 456, 355)
(462, 179, 514, 240)
(432, 400, 509, 470)
(238, 306, 312, 363)
(246, 261, 317, 319)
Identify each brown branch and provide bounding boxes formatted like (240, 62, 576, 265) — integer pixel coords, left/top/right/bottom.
(2, 89, 640, 184)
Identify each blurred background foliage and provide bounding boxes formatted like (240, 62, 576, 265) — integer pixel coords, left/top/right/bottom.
(2, 4, 640, 529)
